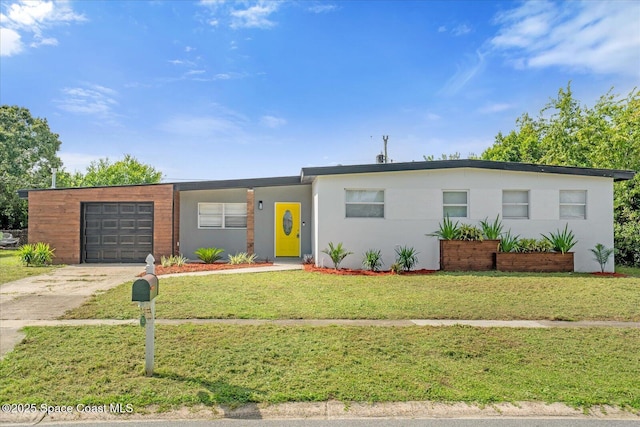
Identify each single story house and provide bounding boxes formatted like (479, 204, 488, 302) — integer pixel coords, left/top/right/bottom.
(19, 159, 635, 272)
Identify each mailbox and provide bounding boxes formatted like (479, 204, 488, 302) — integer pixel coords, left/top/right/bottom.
(132, 274, 159, 302)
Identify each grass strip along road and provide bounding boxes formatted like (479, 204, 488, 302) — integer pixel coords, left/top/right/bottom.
(1, 325, 638, 410)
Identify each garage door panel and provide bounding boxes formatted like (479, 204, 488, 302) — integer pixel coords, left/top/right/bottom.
(119, 219, 136, 229)
(103, 204, 119, 214)
(137, 235, 153, 245)
(102, 235, 118, 245)
(82, 202, 154, 263)
(120, 204, 136, 214)
(138, 204, 153, 214)
(120, 235, 135, 245)
(137, 219, 153, 230)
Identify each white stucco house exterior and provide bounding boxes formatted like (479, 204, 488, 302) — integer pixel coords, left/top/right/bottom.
(21, 160, 635, 272)
(302, 160, 635, 273)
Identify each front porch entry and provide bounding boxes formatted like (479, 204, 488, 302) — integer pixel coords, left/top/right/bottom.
(274, 202, 301, 257)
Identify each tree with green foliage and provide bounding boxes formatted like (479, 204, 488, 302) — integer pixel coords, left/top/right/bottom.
(0, 105, 63, 229)
(482, 83, 640, 266)
(58, 154, 163, 187)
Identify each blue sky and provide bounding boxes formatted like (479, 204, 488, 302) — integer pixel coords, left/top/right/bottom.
(1, 0, 639, 182)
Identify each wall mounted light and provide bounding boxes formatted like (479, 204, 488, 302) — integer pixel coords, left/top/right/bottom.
(258, 200, 263, 210)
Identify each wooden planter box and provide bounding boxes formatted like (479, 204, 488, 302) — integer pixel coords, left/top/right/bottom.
(496, 252, 574, 272)
(439, 240, 500, 271)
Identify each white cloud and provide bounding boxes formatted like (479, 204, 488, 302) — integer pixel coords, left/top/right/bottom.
(439, 50, 486, 96)
(478, 103, 513, 114)
(452, 24, 471, 36)
(491, 0, 640, 76)
(437, 25, 446, 33)
(55, 84, 119, 121)
(260, 115, 286, 129)
(0, 0, 85, 56)
(230, 2, 280, 29)
(0, 27, 22, 56)
(307, 4, 337, 14)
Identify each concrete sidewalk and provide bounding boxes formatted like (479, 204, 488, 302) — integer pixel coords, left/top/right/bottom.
(3, 318, 639, 328)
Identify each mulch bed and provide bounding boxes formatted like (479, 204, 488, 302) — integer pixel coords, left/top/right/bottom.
(303, 264, 437, 276)
(150, 262, 274, 276)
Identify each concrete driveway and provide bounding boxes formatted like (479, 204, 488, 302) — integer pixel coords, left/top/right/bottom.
(0, 264, 143, 358)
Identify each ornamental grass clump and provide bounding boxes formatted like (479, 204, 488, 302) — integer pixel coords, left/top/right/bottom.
(18, 242, 55, 266)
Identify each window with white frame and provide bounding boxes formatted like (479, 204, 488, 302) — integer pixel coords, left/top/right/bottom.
(560, 190, 586, 219)
(502, 190, 529, 219)
(345, 190, 384, 218)
(443, 191, 468, 218)
(198, 203, 247, 228)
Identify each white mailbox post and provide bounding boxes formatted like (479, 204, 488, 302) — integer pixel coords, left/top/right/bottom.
(132, 254, 158, 377)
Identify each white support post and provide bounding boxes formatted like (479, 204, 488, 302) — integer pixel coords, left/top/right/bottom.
(144, 300, 155, 377)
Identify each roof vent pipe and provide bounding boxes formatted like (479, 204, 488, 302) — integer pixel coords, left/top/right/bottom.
(51, 168, 57, 188)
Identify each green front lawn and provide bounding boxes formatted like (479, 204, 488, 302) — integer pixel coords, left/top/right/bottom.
(0, 249, 60, 285)
(64, 270, 640, 321)
(1, 325, 638, 410)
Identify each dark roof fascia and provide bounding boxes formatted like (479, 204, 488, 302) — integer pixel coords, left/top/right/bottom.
(16, 182, 176, 199)
(300, 160, 636, 183)
(17, 176, 307, 199)
(174, 175, 305, 191)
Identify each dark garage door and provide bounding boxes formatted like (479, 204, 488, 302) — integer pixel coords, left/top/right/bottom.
(82, 202, 154, 263)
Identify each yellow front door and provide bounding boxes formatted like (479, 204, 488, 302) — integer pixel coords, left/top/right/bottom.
(275, 202, 300, 257)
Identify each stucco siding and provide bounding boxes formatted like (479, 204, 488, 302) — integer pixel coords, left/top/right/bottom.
(179, 188, 248, 260)
(254, 185, 312, 260)
(180, 185, 311, 261)
(312, 168, 615, 272)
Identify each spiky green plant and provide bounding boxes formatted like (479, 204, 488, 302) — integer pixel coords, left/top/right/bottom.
(590, 243, 615, 273)
(228, 252, 257, 265)
(542, 224, 577, 254)
(19, 242, 55, 266)
(429, 215, 461, 240)
(322, 242, 353, 270)
(362, 249, 384, 272)
(498, 230, 520, 253)
(194, 247, 225, 264)
(395, 245, 419, 272)
(161, 254, 188, 267)
(480, 215, 504, 240)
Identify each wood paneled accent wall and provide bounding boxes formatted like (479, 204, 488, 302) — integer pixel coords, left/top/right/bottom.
(27, 184, 176, 264)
